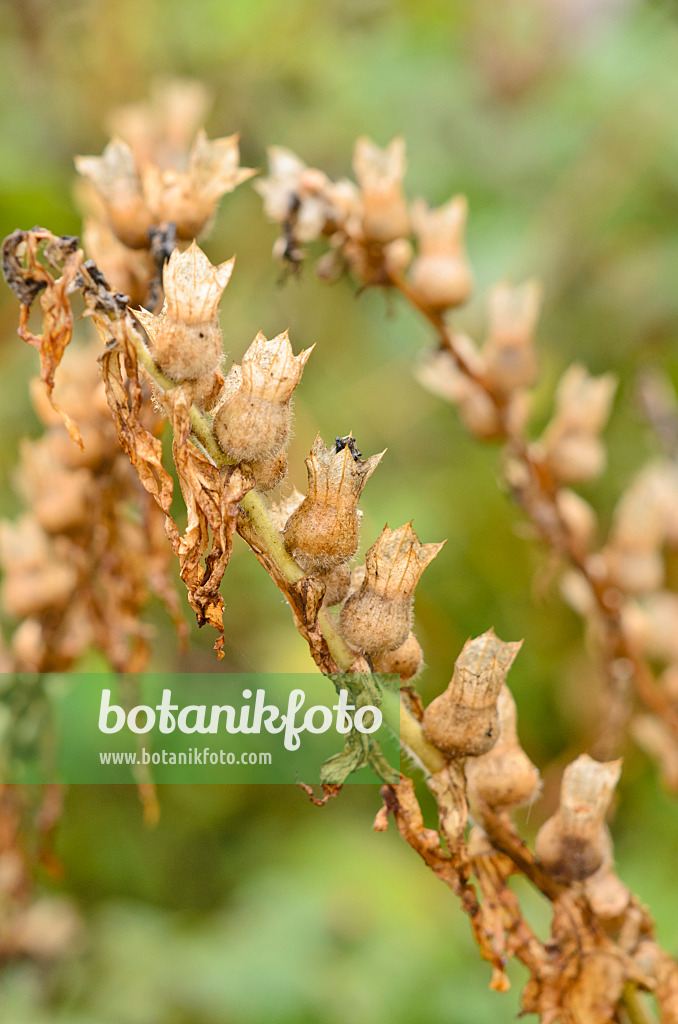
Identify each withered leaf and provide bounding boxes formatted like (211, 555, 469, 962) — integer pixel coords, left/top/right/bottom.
(3, 229, 84, 447)
(166, 391, 253, 657)
(95, 317, 174, 513)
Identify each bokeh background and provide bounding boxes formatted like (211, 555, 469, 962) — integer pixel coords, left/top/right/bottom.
(1, 0, 678, 1020)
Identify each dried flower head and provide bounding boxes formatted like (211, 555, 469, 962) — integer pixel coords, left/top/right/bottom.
(283, 434, 384, 572)
(465, 686, 541, 810)
(338, 522, 444, 656)
(75, 138, 152, 249)
(353, 136, 410, 244)
(539, 365, 617, 484)
(133, 242, 234, 382)
(213, 330, 312, 463)
(142, 131, 255, 239)
(423, 629, 523, 757)
(535, 754, 622, 883)
(77, 117, 254, 252)
(482, 280, 541, 394)
(409, 196, 473, 311)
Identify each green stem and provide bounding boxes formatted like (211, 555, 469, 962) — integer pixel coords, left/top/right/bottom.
(621, 985, 657, 1024)
(380, 688, 446, 775)
(240, 489, 304, 584)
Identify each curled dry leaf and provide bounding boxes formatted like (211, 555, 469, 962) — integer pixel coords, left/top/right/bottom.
(2, 229, 85, 448)
(165, 391, 253, 657)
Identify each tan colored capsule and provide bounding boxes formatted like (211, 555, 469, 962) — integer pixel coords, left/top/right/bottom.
(283, 435, 383, 573)
(465, 686, 541, 810)
(213, 331, 312, 463)
(338, 523, 444, 656)
(372, 631, 423, 681)
(423, 629, 522, 758)
(133, 243, 234, 383)
(535, 754, 622, 883)
(409, 196, 473, 311)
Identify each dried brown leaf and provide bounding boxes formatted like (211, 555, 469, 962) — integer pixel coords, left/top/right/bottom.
(165, 391, 253, 657)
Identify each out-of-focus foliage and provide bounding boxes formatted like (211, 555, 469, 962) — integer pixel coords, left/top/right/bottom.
(1, 0, 678, 1020)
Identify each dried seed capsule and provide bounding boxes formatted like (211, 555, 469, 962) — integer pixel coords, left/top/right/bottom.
(409, 196, 473, 311)
(465, 686, 541, 810)
(283, 435, 384, 572)
(482, 280, 541, 394)
(422, 629, 522, 758)
(213, 331, 313, 463)
(372, 631, 423, 681)
(133, 242, 234, 382)
(75, 138, 153, 249)
(538, 365, 617, 485)
(338, 524, 444, 657)
(141, 130, 255, 240)
(534, 754, 622, 883)
(249, 449, 288, 492)
(353, 136, 410, 244)
(319, 564, 351, 607)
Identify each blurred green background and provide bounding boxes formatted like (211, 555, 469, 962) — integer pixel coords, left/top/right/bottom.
(1, 0, 678, 1020)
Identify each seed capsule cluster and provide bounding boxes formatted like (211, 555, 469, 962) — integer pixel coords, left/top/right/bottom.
(256, 135, 473, 304)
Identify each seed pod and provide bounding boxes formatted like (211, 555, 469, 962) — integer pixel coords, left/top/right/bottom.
(213, 331, 313, 462)
(422, 630, 522, 758)
(409, 196, 473, 311)
(339, 523, 444, 656)
(133, 243, 234, 382)
(584, 842, 631, 922)
(372, 631, 423, 681)
(465, 686, 541, 810)
(353, 136, 410, 244)
(539, 365, 617, 485)
(141, 130, 255, 239)
(319, 563, 351, 607)
(249, 449, 288, 492)
(534, 754, 622, 883)
(283, 435, 384, 572)
(75, 138, 153, 249)
(482, 280, 541, 394)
